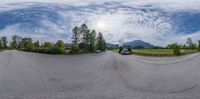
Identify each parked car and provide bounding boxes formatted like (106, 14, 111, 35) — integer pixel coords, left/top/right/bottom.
(121, 49, 132, 55)
(95, 50, 101, 53)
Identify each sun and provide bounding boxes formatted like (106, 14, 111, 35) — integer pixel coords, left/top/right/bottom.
(97, 21, 106, 29)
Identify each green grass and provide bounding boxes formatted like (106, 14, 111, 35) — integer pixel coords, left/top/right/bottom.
(112, 49, 198, 57)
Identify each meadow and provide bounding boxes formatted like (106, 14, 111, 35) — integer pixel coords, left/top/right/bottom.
(112, 49, 198, 57)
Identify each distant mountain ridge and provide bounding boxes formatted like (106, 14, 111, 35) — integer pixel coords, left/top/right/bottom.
(107, 40, 155, 49)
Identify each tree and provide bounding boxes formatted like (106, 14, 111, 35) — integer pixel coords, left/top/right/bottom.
(71, 26, 80, 53)
(34, 41, 40, 48)
(43, 42, 53, 48)
(89, 30, 96, 52)
(166, 43, 179, 49)
(190, 43, 197, 50)
(50, 40, 66, 54)
(198, 40, 200, 48)
(128, 47, 132, 54)
(0, 39, 2, 49)
(55, 40, 65, 48)
(1, 36, 8, 49)
(186, 37, 194, 49)
(119, 47, 123, 53)
(96, 32, 106, 51)
(173, 44, 181, 56)
(10, 35, 18, 49)
(21, 38, 34, 50)
(197, 40, 200, 51)
(80, 24, 90, 52)
(102, 39, 106, 51)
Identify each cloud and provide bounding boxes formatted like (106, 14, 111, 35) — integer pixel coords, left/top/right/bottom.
(0, 1, 200, 46)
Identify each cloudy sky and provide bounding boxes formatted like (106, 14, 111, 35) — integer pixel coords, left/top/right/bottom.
(0, 0, 200, 46)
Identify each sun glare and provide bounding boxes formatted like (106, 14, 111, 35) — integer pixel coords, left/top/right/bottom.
(97, 21, 105, 29)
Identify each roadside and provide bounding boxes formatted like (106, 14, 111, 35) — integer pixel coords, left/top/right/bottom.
(111, 49, 198, 57)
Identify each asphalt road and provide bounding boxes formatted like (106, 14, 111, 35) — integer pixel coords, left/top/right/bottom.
(0, 50, 200, 99)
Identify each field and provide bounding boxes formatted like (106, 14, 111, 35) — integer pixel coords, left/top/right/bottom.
(112, 49, 198, 56)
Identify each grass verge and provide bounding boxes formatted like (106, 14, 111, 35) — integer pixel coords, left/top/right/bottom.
(112, 49, 198, 57)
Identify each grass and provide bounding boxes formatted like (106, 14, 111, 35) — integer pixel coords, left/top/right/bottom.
(112, 49, 198, 57)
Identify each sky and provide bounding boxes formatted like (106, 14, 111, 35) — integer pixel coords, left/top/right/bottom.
(0, 0, 200, 46)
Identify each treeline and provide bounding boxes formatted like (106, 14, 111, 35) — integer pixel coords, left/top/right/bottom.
(0, 35, 66, 54)
(167, 38, 200, 50)
(0, 24, 106, 54)
(71, 24, 106, 54)
(166, 38, 200, 55)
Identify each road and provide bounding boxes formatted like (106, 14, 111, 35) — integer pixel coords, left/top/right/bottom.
(0, 50, 200, 99)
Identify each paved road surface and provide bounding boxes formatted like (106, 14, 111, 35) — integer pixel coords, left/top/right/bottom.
(0, 50, 200, 99)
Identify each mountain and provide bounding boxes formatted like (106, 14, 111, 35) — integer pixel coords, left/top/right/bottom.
(124, 40, 155, 48)
(107, 43, 118, 49)
(107, 40, 155, 49)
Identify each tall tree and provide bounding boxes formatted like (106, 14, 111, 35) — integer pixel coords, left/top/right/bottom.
(186, 37, 193, 48)
(89, 30, 96, 52)
(80, 24, 90, 51)
(71, 26, 80, 53)
(96, 32, 106, 51)
(1, 36, 8, 49)
(0, 39, 2, 49)
(11, 35, 18, 49)
(21, 38, 34, 50)
(34, 41, 40, 48)
(198, 40, 200, 48)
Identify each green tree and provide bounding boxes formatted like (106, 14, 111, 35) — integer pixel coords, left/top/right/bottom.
(50, 40, 66, 54)
(55, 40, 65, 48)
(190, 43, 197, 50)
(43, 42, 53, 48)
(1, 36, 8, 49)
(102, 39, 106, 51)
(89, 30, 96, 52)
(197, 40, 200, 51)
(96, 32, 106, 51)
(10, 35, 18, 49)
(71, 26, 80, 53)
(80, 24, 90, 52)
(34, 41, 40, 48)
(22, 38, 34, 50)
(0, 39, 2, 49)
(128, 47, 132, 54)
(166, 43, 179, 49)
(198, 40, 200, 48)
(119, 47, 123, 53)
(173, 44, 181, 56)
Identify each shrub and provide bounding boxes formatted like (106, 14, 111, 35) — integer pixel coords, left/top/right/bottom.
(119, 47, 123, 53)
(198, 47, 200, 51)
(25, 47, 66, 54)
(128, 47, 132, 54)
(173, 45, 181, 56)
(49, 47, 66, 54)
(70, 46, 79, 54)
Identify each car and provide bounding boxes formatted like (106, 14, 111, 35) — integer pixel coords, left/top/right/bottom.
(121, 49, 131, 55)
(95, 50, 101, 53)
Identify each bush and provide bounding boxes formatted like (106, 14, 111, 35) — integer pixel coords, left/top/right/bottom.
(198, 47, 200, 51)
(24, 47, 66, 54)
(49, 47, 66, 54)
(128, 47, 132, 54)
(70, 46, 79, 54)
(119, 47, 123, 53)
(173, 45, 181, 56)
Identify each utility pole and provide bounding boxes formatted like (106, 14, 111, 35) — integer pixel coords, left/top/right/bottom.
(119, 38, 124, 48)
